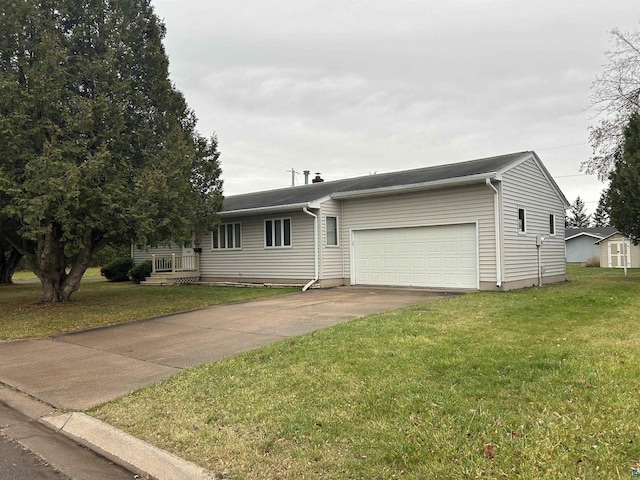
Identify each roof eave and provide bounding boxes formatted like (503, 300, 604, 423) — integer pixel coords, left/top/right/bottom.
(330, 173, 496, 200)
(220, 202, 312, 217)
(565, 232, 605, 241)
(594, 231, 622, 244)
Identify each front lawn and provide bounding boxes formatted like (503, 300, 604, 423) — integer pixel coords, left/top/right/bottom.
(92, 266, 640, 479)
(0, 279, 296, 340)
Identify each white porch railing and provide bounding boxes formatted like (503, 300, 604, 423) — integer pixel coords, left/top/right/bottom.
(151, 253, 200, 274)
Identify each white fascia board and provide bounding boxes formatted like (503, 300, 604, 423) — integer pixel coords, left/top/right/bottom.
(565, 232, 605, 241)
(594, 231, 622, 244)
(308, 195, 332, 209)
(330, 173, 494, 200)
(220, 202, 311, 217)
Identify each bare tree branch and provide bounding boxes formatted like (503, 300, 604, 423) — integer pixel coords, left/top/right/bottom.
(585, 27, 640, 180)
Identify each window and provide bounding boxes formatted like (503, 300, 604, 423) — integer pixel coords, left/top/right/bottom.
(326, 216, 338, 246)
(212, 223, 241, 249)
(265, 218, 291, 247)
(549, 214, 556, 236)
(518, 208, 526, 233)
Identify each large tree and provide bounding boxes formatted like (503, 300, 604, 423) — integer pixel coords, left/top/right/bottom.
(0, 0, 222, 302)
(566, 196, 591, 228)
(584, 28, 640, 180)
(606, 113, 640, 243)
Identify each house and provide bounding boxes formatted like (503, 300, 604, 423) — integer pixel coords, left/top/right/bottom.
(564, 227, 618, 263)
(134, 151, 569, 290)
(595, 231, 640, 268)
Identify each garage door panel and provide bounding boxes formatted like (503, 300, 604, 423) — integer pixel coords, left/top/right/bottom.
(428, 258, 441, 268)
(443, 258, 458, 268)
(353, 224, 477, 289)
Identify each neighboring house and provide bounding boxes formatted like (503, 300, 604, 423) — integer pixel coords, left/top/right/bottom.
(564, 227, 618, 263)
(134, 151, 570, 290)
(595, 231, 640, 268)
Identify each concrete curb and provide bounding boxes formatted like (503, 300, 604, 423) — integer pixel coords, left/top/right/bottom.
(0, 386, 220, 480)
(41, 412, 220, 480)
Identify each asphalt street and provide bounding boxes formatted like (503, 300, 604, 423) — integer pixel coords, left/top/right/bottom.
(0, 433, 69, 480)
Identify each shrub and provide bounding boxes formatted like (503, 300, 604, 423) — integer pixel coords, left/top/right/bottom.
(129, 261, 152, 284)
(101, 258, 134, 282)
(584, 256, 600, 268)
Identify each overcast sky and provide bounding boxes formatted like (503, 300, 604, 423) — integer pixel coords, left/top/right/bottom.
(153, 0, 640, 214)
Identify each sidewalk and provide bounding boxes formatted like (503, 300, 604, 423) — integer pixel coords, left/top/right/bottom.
(0, 287, 457, 479)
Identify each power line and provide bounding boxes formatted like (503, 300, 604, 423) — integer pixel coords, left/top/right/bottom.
(537, 142, 589, 151)
(554, 173, 594, 178)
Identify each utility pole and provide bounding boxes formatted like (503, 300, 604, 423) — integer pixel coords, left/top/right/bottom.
(286, 168, 297, 187)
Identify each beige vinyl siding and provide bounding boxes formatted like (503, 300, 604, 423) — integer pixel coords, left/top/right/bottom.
(501, 158, 567, 282)
(319, 200, 344, 280)
(132, 244, 181, 265)
(198, 210, 315, 280)
(341, 183, 496, 284)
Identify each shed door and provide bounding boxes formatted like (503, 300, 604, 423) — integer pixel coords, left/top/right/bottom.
(608, 240, 631, 268)
(352, 224, 478, 289)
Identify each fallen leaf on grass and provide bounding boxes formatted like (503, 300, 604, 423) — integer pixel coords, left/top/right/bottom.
(484, 443, 496, 460)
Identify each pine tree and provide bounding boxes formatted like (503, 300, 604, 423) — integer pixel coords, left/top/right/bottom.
(607, 113, 640, 243)
(567, 196, 591, 228)
(591, 191, 610, 227)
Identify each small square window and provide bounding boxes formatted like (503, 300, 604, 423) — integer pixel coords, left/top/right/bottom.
(326, 216, 338, 246)
(518, 208, 526, 233)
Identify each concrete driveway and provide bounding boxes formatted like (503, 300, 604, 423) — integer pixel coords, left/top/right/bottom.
(0, 287, 456, 410)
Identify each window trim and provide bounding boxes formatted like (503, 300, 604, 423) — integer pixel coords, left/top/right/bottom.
(264, 218, 292, 248)
(325, 215, 339, 247)
(518, 208, 527, 234)
(549, 213, 556, 236)
(212, 222, 242, 250)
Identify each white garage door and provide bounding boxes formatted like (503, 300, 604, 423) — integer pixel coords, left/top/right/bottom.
(352, 224, 478, 289)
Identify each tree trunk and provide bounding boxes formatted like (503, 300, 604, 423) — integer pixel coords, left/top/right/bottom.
(0, 248, 23, 284)
(35, 229, 94, 303)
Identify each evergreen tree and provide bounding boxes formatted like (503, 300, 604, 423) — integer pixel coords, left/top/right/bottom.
(0, 0, 222, 302)
(567, 196, 591, 228)
(606, 113, 640, 243)
(591, 191, 610, 227)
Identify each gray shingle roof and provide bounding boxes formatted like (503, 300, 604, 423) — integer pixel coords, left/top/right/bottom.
(565, 227, 618, 240)
(222, 151, 552, 213)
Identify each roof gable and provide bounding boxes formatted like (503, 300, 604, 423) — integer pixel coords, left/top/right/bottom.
(565, 227, 618, 241)
(221, 151, 562, 215)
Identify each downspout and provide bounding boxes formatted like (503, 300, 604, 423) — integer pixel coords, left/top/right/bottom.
(486, 178, 502, 288)
(302, 207, 319, 291)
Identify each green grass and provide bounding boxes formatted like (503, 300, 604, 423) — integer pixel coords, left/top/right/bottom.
(91, 266, 640, 479)
(0, 278, 296, 340)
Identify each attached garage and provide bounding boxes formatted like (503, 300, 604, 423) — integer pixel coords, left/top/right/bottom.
(351, 223, 478, 289)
